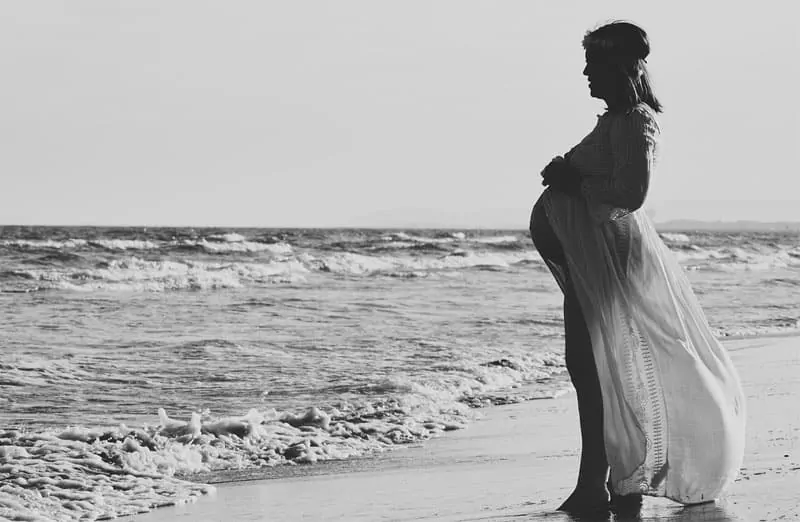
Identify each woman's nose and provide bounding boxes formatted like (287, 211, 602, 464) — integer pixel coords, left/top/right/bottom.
(582, 64, 589, 76)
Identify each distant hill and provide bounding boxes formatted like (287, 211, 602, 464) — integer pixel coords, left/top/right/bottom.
(655, 220, 800, 232)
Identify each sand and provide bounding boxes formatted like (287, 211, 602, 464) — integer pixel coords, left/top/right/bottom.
(127, 336, 800, 521)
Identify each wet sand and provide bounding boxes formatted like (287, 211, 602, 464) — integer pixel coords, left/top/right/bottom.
(128, 336, 800, 521)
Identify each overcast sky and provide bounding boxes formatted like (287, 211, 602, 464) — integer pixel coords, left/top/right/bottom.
(2, 1, 798, 228)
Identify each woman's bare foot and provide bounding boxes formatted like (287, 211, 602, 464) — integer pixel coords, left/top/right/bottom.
(557, 486, 610, 515)
(610, 491, 643, 515)
(608, 479, 643, 514)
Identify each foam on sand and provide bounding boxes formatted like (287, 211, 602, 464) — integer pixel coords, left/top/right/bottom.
(0, 403, 463, 521)
(0, 349, 569, 521)
(129, 336, 800, 522)
(0, 427, 213, 521)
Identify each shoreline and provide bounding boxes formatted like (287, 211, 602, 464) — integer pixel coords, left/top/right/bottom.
(128, 335, 800, 521)
(163, 330, 791, 489)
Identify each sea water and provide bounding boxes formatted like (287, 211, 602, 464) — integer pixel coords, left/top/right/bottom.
(1, 226, 798, 520)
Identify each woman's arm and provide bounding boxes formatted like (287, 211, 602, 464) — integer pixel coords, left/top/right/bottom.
(579, 108, 659, 212)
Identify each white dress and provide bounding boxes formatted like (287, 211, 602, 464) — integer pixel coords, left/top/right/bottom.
(533, 104, 746, 503)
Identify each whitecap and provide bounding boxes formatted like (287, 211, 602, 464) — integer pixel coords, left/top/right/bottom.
(0, 239, 88, 249)
(659, 232, 692, 243)
(189, 239, 293, 254)
(89, 239, 160, 250)
(207, 233, 247, 243)
(23, 257, 307, 292)
(473, 235, 520, 244)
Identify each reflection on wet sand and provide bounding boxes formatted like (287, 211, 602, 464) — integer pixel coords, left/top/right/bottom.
(553, 500, 748, 522)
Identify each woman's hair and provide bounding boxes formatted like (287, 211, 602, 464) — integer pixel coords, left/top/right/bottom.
(583, 21, 663, 113)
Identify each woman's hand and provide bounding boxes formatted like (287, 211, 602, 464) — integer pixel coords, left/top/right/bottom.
(540, 156, 567, 185)
(541, 156, 582, 196)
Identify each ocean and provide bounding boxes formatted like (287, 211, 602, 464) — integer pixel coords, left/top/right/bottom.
(1, 225, 799, 520)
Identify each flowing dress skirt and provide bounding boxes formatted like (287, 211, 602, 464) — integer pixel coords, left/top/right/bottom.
(532, 188, 746, 504)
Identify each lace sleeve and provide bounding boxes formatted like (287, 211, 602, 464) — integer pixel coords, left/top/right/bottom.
(579, 107, 659, 212)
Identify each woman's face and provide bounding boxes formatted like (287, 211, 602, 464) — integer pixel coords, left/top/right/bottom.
(582, 51, 618, 103)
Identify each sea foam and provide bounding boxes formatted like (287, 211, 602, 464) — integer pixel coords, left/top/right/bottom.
(17, 257, 307, 292)
(189, 239, 293, 255)
(0, 349, 568, 521)
(310, 251, 540, 276)
(88, 239, 160, 251)
(0, 239, 89, 250)
(659, 232, 691, 243)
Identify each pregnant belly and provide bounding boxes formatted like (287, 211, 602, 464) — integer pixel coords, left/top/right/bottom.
(529, 189, 565, 265)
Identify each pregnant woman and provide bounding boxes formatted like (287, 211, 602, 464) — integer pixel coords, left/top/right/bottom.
(529, 21, 746, 515)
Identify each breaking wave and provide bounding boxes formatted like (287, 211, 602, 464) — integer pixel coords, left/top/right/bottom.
(0, 350, 567, 520)
(15, 257, 307, 292)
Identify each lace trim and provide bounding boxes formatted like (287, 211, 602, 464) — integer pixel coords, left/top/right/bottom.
(612, 310, 669, 496)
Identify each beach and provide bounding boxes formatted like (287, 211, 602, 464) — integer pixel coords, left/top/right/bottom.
(127, 335, 800, 522)
(2, 226, 799, 521)
(3, 3, 799, 520)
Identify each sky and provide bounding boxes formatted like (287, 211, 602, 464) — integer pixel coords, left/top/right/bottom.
(1, 1, 798, 228)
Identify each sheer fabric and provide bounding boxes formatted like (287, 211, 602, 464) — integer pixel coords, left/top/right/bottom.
(532, 104, 746, 503)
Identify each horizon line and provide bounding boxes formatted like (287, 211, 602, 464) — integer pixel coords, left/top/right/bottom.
(2, 219, 800, 230)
